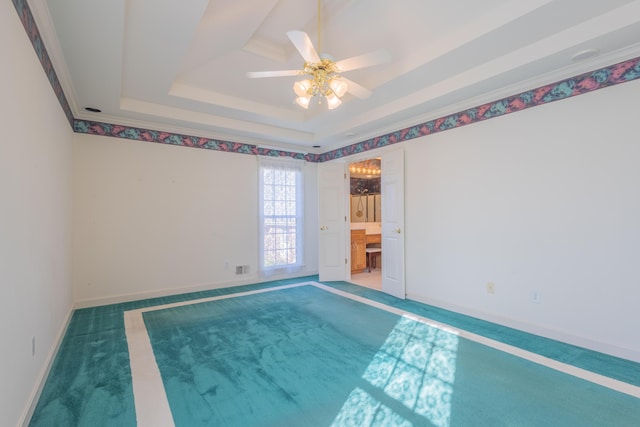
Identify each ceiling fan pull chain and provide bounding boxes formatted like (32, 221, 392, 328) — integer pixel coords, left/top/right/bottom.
(317, 0, 322, 55)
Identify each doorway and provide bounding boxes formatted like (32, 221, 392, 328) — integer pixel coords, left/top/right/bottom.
(317, 149, 405, 299)
(348, 158, 382, 290)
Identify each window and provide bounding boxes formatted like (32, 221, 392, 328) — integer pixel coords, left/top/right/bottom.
(258, 157, 304, 276)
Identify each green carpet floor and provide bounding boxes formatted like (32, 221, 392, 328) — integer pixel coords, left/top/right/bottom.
(29, 276, 640, 426)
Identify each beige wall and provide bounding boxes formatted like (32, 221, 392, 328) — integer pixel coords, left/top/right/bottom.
(72, 134, 319, 305)
(402, 78, 640, 361)
(1, 3, 74, 425)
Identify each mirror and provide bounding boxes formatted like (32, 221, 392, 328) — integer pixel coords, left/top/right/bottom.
(349, 158, 381, 223)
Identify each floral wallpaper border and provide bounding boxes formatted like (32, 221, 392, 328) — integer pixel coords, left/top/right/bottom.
(12, 0, 640, 163)
(72, 120, 312, 161)
(12, 0, 74, 126)
(318, 56, 640, 162)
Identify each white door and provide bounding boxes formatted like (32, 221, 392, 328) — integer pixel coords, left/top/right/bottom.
(381, 149, 406, 299)
(318, 161, 347, 281)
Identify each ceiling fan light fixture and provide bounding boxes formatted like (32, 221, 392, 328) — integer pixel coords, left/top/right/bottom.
(295, 95, 312, 109)
(294, 79, 313, 97)
(329, 78, 348, 98)
(325, 92, 342, 110)
(248, 0, 387, 111)
(293, 67, 347, 110)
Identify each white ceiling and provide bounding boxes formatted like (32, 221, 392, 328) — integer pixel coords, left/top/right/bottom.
(29, 0, 640, 154)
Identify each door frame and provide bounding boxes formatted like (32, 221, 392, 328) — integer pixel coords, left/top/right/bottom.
(345, 146, 405, 288)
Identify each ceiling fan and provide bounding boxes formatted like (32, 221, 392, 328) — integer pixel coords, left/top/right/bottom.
(246, 1, 390, 110)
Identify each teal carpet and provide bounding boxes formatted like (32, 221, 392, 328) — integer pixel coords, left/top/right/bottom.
(143, 285, 400, 426)
(29, 276, 640, 426)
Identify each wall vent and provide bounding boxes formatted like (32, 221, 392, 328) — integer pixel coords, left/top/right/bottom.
(235, 265, 250, 275)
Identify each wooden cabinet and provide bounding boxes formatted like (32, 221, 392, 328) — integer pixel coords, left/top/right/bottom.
(351, 229, 367, 273)
(366, 233, 381, 245)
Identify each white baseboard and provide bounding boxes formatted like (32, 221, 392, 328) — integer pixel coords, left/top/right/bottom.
(406, 292, 640, 364)
(73, 271, 318, 309)
(19, 304, 75, 427)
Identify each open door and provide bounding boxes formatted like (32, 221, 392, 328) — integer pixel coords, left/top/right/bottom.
(318, 161, 347, 281)
(381, 149, 406, 299)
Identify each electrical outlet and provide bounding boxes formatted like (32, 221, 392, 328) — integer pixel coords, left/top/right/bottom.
(530, 290, 542, 303)
(224, 260, 229, 270)
(486, 282, 496, 294)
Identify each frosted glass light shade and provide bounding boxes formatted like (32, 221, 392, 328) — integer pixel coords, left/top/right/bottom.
(326, 93, 342, 110)
(293, 79, 312, 97)
(329, 78, 348, 98)
(295, 95, 311, 109)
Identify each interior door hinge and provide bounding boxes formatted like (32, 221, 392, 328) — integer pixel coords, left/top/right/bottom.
(345, 258, 348, 265)
(344, 173, 347, 179)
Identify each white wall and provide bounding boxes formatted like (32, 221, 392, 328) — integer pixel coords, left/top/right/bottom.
(403, 78, 640, 361)
(73, 134, 318, 305)
(1, 3, 74, 426)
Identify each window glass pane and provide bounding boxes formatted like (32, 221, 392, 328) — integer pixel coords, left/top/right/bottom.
(275, 186, 285, 201)
(286, 201, 296, 215)
(259, 160, 302, 271)
(264, 234, 274, 250)
(285, 186, 295, 201)
(264, 201, 274, 216)
(274, 201, 285, 216)
(264, 185, 274, 201)
(264, 251, 275, 266)
(287, 249, 296, 264)
(263, 169, 274, 184)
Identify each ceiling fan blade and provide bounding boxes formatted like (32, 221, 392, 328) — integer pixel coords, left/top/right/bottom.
(246, 70, 301, 78)
(341, 77, 372, 99)
(335, 50, 391, 72)
(287, 30, 321, 64)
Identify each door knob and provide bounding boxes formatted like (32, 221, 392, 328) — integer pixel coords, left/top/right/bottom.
(320, 226, 328, 231)
(393, 228, 401, 234)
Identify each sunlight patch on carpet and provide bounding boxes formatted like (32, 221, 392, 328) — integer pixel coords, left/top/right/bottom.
(332, 315, 458, 427)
